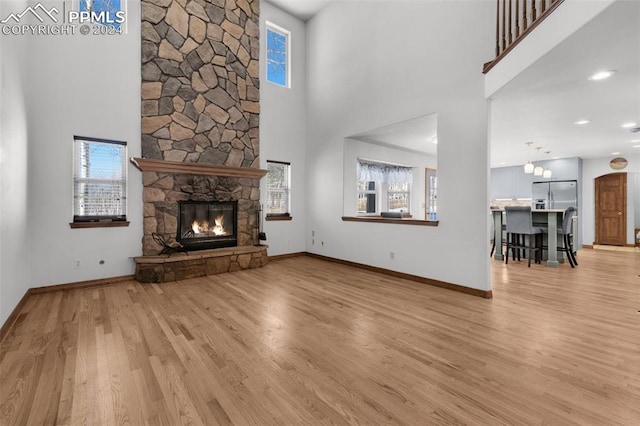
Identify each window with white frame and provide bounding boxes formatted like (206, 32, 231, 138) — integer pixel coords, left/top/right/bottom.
(266, 161, 291, 217)
(266, 22, 290, 87)
(357, 160, 413, 215)
(357, 181, 377, 214)
(73, 136, 127, 223)
(79, 0, 125, 31)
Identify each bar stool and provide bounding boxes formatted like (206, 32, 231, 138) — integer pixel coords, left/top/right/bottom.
(505, 206, 543, 267)
(558, 207, 579, 267)
(490, 214, 506, 258)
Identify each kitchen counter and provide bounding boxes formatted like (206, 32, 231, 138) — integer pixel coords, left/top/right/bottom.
(492, 209, 577, 267)
(491, 208, 566, 213)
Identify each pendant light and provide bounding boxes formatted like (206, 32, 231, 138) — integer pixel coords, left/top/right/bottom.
(524, 142, 534, 173)
(533, 146, 543, 175)
(524, 161, 534, 174)
(543, 151, 552, 178)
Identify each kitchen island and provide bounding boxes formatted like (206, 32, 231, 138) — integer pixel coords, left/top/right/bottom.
(492, 209, 577, 267)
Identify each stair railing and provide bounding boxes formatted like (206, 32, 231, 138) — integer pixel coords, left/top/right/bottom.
(483, 0, 565, 73)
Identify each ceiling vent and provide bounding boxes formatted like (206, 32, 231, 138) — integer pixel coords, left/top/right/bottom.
(631, 127, 640, 133)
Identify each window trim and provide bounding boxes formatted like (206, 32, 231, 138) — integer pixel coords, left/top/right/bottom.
(71, 135, 129, 228)
(265, 21, 291, 88)
(266, 160, 292, 219)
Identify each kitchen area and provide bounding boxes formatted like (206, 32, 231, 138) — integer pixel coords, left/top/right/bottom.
(490, 157, 582, 266)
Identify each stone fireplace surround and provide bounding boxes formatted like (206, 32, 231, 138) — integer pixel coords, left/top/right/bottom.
(132, 158, 268, 283)
(135, 0, 265, 282)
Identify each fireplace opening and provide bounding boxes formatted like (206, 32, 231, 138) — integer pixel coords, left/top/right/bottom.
(177, 200, 237, 251)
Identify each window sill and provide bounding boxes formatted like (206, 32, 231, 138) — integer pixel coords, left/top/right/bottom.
(69, 221, 130, 229)
(266, 215, 292, 221)
(342, 216, 438, 226)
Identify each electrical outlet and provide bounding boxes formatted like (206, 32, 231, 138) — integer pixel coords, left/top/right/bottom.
(312, 238, 315, 245)
(74, 259, 82, 269)
(312, 230, 315, 237)
(390, 252, 395, 260)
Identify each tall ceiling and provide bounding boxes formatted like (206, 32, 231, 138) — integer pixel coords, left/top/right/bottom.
(266, 1, 640, 167)
(266, 0, 333, 21)
(348, 113, 438, 156)
(490, 0, 640, 167)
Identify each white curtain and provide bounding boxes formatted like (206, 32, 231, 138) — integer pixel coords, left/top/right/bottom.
(357, 160, 413, 184)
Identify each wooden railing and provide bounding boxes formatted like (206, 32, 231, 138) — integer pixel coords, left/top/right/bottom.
(483, 0, 565, 73)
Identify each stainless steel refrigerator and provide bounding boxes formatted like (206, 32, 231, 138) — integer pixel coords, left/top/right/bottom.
(532, 180, 578, 210)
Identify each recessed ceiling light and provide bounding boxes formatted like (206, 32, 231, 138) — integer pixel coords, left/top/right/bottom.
(588, 70, 616, 81)
(431, 137, 438, 144)
(622, 122, 638, 128)
(611, 152, 621, 155)
(574, 119, 590, 125)
(553, 157, 560, 160)
(634, 145, 640, 148)
(631, 139, 640, 143)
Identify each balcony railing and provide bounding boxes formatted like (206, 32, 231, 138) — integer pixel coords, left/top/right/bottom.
(483, 0, 565, 73)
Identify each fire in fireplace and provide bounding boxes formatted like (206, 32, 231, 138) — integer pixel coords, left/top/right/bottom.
(177, 201, 237, 250)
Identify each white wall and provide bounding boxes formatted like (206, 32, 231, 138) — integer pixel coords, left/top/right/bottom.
(260, 2, 307, 256)
(635, 172, 640, 230)
(22, 3, 142, 288)
(343, 139, 435, 219)
(582, 155, 639, 245)
(305, 2, 493, 290)
(0, 0, 31, 325)
(485, 0, 616, 97)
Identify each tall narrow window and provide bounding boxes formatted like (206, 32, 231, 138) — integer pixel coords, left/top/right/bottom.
(266, 22, 290, 87)
(357, 181, 377, 214)
(73, 136, 127, 223)
(79, 0, 124, 30)
(266, 161, 291, 219)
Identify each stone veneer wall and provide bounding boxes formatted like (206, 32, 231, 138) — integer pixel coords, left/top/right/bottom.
(140, 0, 260, 255)
(142, 173, 260, 255)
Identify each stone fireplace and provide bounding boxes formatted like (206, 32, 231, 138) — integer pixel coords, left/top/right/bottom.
(133, 0, 267, 282)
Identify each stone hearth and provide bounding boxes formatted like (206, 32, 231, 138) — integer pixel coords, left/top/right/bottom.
(135, 245, 268, 283)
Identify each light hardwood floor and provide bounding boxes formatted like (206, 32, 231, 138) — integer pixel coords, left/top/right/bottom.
(1, 249, 639, 425)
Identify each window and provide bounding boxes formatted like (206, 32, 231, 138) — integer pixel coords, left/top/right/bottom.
(426, 168, 437, 220)
(357, 160, 413, 215)
(79, 0, 124, 30)
(388, 182, 410, 212)
(266, 161, 291, 219)
(73, 136, 127, 223)
(357, 181, 377, 214)
(266, 22, 290, 87)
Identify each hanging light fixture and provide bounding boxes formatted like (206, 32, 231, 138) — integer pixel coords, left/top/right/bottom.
(533, 147, 543, 175)
(534, 165, 543, 176)
(524, 142, 534, 173)
(524, 161, 534, 174)
(543, 151, 552, 178)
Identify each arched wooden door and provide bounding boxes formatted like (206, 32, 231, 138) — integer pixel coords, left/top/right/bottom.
(595, 173, 627, 246)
